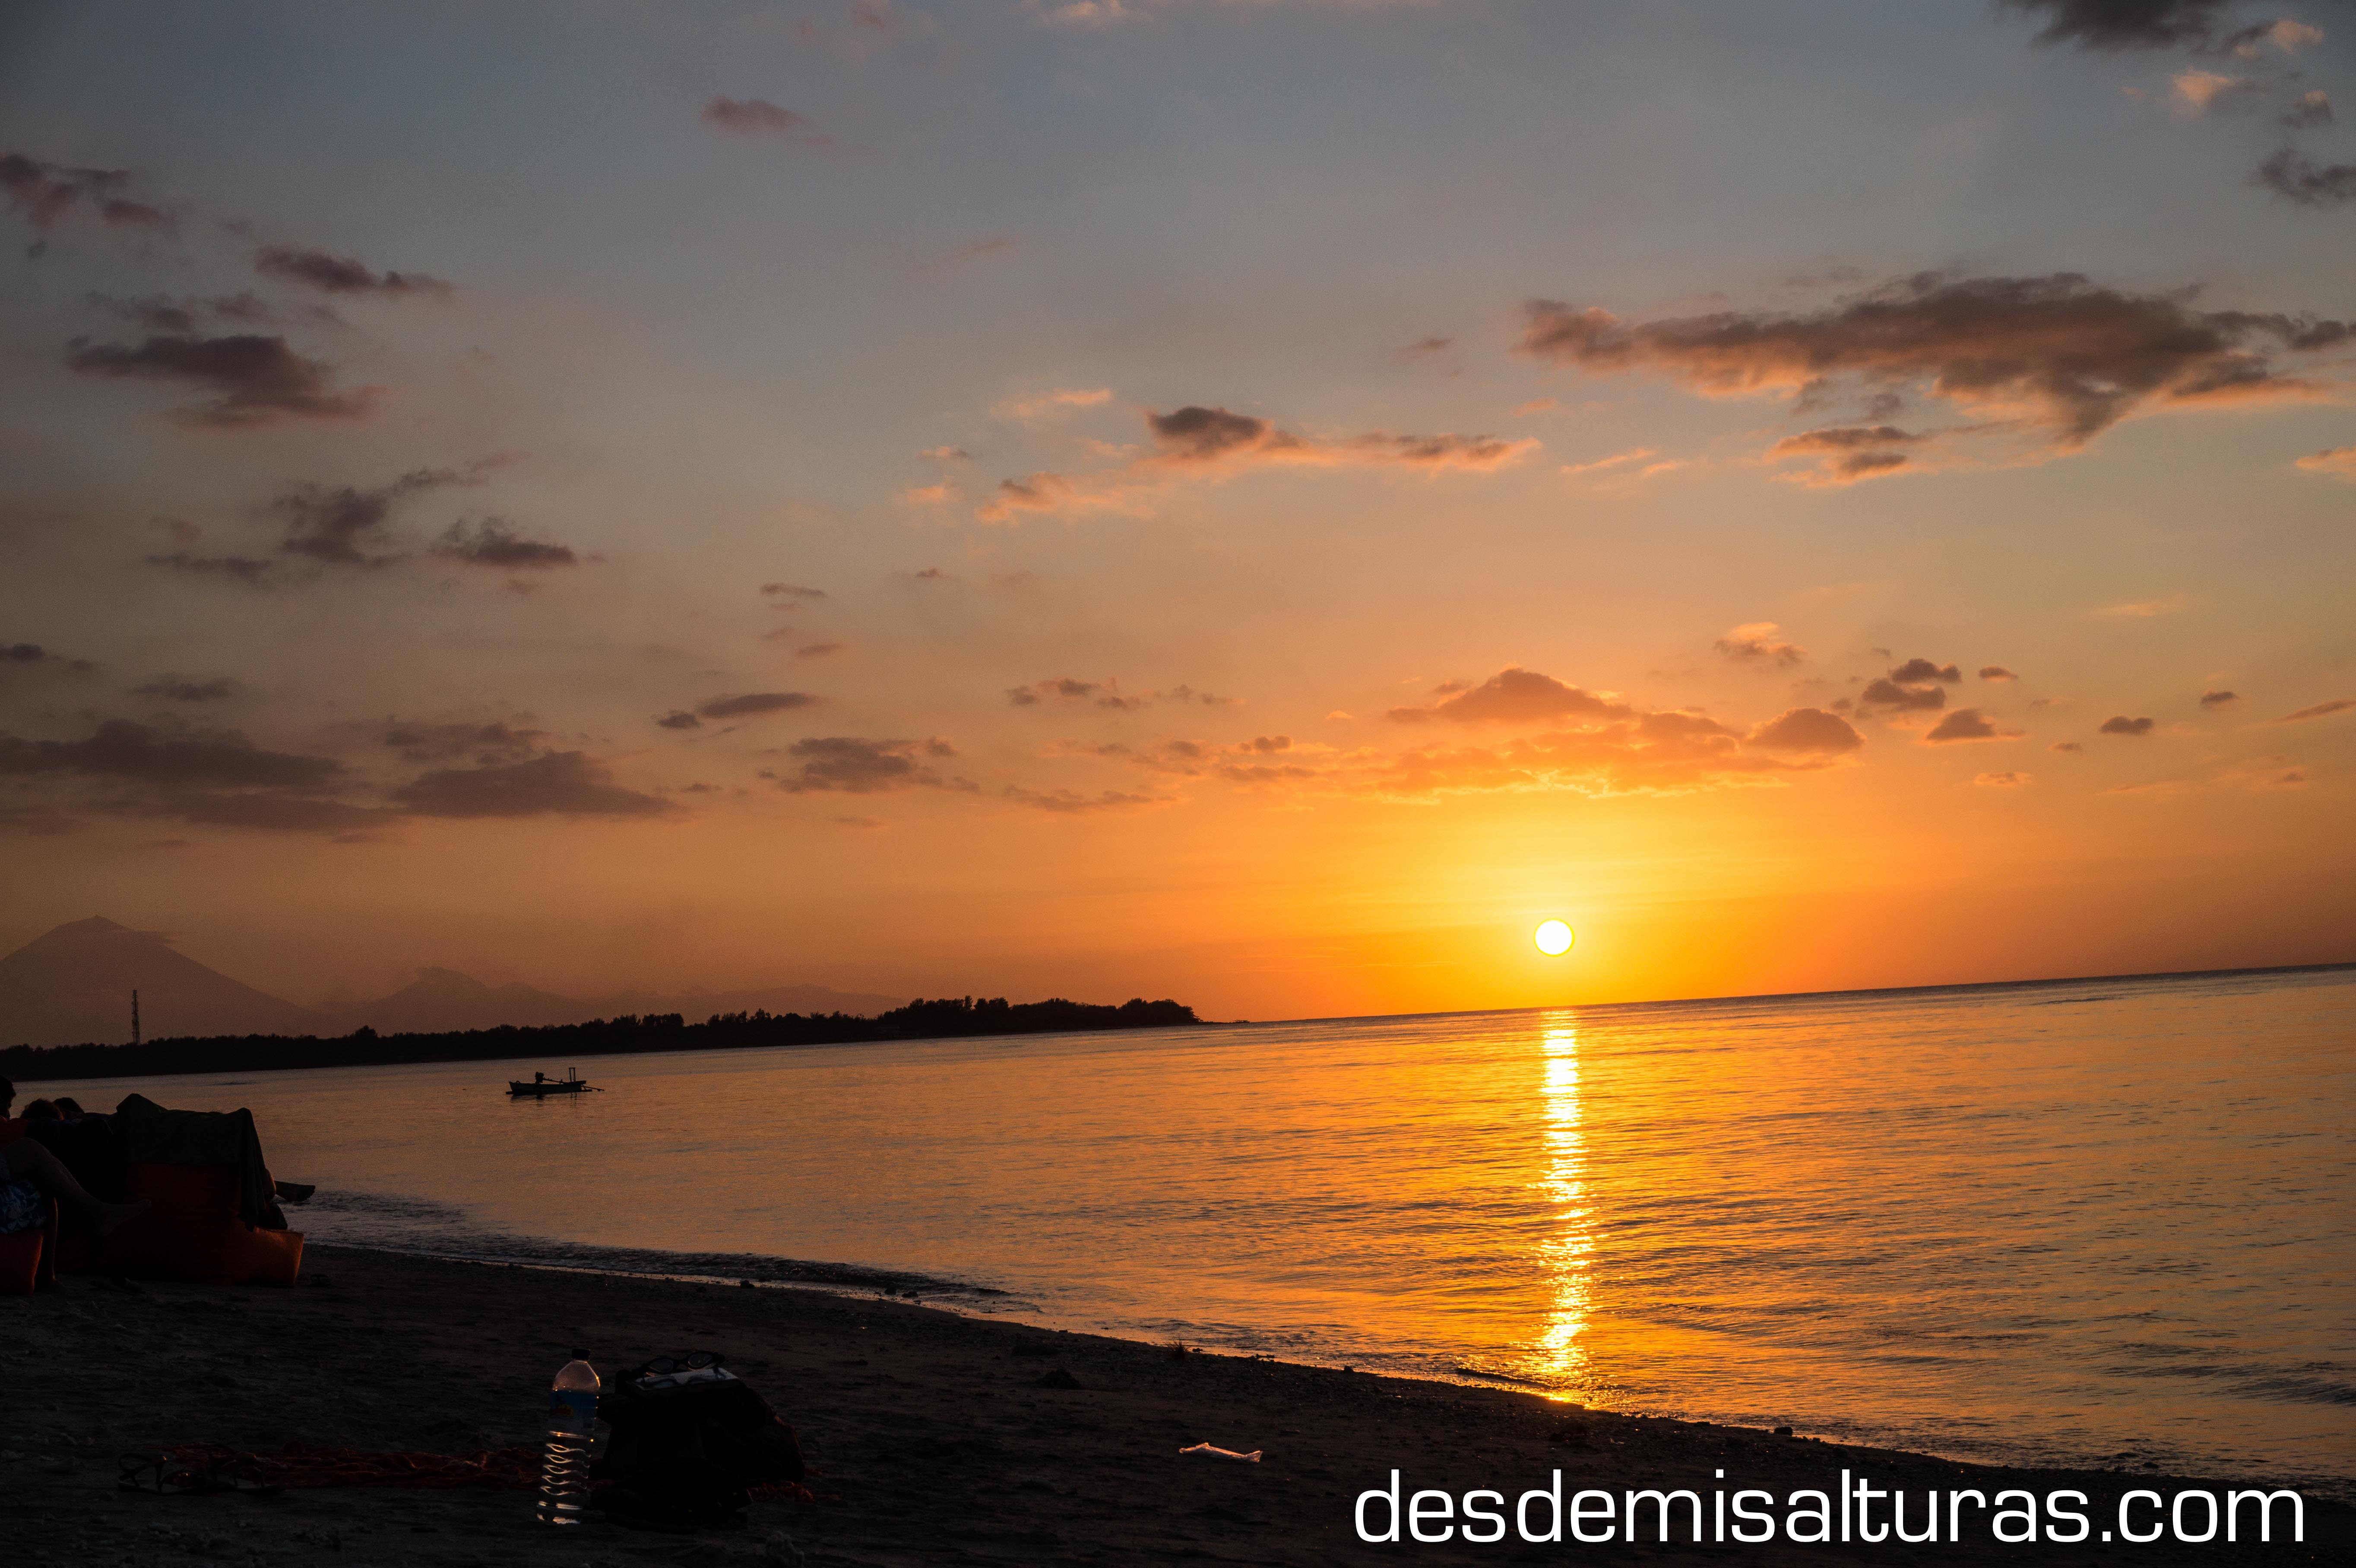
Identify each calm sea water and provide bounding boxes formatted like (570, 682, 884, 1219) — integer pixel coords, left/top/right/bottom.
(44, 966, 2354, 1497)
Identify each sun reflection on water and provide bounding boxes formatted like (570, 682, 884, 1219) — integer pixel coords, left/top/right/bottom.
(1534, 1015, 1593, 1395)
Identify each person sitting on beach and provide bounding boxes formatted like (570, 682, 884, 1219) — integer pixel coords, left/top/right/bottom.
(51, 1097, 86, 1119)
(19, 1098, 59, 1121)
(0, 1077, 149, 1241)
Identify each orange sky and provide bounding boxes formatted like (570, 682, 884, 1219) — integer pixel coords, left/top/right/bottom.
(2, 0, 2351, 1018)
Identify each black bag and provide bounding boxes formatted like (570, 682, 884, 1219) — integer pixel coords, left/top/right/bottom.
(590, 1358, 805, 1530)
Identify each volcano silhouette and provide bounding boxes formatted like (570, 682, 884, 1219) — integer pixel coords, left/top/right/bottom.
(0, 917, 321, 1048)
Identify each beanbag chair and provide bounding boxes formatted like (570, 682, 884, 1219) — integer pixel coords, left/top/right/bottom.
(61, 1162, 303, 1287)
(0, 1227, 40, 1296)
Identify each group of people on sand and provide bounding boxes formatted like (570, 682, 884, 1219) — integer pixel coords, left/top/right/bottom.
(0, 1076, 153, 1285)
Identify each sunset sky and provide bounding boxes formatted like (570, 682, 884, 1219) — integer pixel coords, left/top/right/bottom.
(3, 0, 2352, 1021)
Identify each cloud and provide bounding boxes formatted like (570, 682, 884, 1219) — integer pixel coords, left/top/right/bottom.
(1981, 666, 2021, 682)
(431, 517, 580, 569)
(380, 721, 547, 763)
(2200, 689, 2239, 707)
(0, 153, 170, 232)
(1000, 386, 1114, 422)
(2295, 443, 2356, 478)
(65, 333, 375, 426)
(2280, 89, 2334, 130)
(794, 642, 850, 661)
(1714, 622, 1807, 666)
(1519, 273, 2348, 474)
(1005, 676, 1212, 711)
(898, 481, 961, 506)
(1890, 658, 1963, 684)
(393, 751, 678, 818)
(133, 676, 239, 703)
(2001, 0, 2242, 51)
(1766, 424, 1933, 485)
(768, 736, 971, 793)
(1745, 707, 1866, 753)
(2051, 740, 2084, 752)
(2095, 594, 2190, 618)
(1857, 657, 1964, 713)
(1560, 446, 1661, 477)
(696, 692, 819, 721)
(0, 718, 343, 790)
(922, 446, 972, 462)
(1925, 708, 2024, 743)
(254, 245, 451, 297)
(980, 403, 1537, 522)
(2099, 714, 2157, 735)
(1388, 667, 1629, 726)
(274, 462, 503, 569)
(143, 552, 280, 587)
(2170, 69, 2252, 114)
(656, 711, 702, 730)
(2, 643, 50, 663)
(2256, 145, 2356, 206)
(702, 98, 841, 151)
(760, 582, 829, 602)
(1975, 771, 2033, 787)
(2274, 697, 2355, 722)
(86, 292, 275, 333)
(1398, 335, 1453, 357)
(1002, 784, 1173, 814)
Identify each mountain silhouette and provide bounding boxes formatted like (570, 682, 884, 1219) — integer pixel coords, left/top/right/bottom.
(0, 918, 906, 1047)
(0, 917, 322, 1047)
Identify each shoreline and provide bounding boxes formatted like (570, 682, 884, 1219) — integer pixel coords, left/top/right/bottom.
(4, 1245, 2345, 1565)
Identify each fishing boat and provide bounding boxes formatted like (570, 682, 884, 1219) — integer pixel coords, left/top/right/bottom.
(508, 1068, 598, 1097)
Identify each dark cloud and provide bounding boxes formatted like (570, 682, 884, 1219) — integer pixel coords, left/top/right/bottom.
(431, 518, 579, 569)
(133, 676, 239, 703)
(794, 642, 849, 661)
(86, 292, 277, 334)
(697, 692, 818, 721)
(276, 462, 502, 568)
(1146, 405, 1295, 464)
(702, 98, 842, 151)
(393, 752, 678, 818)
(158, 792, 390, 834)
(1519, 274, 2348, 462)
(1714, 622, 1807, 666)
(2200, 689, 2239, 707)
(2256, 145, 2356, 207)
(1925, 708, 2024, 743)
(380, 721, 547, 763)
(2000, 0, 2241, 52)
(1858, 678, 1948, 712)
(0, 153, 159, 232)
(1746, 707, 1866, 753)
(2275, 697, 2355, 722)
(768, 736, 969, 794)
(66, 334, 374, 426)
(1766, 424, 1930, 484)
(1890, 658, 1963, 684)
(2052, 740, 2085, 752)
(1002, 785, 1171, 814)
(2279, 92, 2336, 133)
(3, 642, 51, 663)
(1979, 666, 2019, 681)
(656, 711, 703, 730)
(2099, 714, 2157, 735)
(0, 719, 342, 790)
(254, 245, 451, 297)
(143, 552, 279, 587)
(1399, 335, 1453, 357)
(760, 582, 829, 602)
(1388, 667, 1628, 726)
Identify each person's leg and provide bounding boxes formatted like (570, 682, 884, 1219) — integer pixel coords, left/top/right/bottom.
(2, 1138, 148, 1234)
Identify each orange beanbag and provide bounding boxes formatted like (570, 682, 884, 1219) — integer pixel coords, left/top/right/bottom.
(0, 1227, 40, 1296)
(61, 1162, 304, 1287)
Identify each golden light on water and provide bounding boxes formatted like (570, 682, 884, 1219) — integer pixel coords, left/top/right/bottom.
(1534, 920, 1575, 956)
(1535, 1018, 1593, 1393)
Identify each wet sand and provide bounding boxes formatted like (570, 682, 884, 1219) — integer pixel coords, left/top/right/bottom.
(1, 1245, 2345, 1565)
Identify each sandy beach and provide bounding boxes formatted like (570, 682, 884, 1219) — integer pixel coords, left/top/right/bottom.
(2, 1246, 2344, 1566)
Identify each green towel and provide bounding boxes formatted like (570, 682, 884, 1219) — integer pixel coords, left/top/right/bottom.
(114, 1094, 273, 1227)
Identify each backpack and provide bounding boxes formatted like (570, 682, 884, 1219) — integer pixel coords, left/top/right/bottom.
(590, 1359, 805, 1530)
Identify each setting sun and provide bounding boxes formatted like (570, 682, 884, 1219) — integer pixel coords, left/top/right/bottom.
(1535, 920, 1576, 957)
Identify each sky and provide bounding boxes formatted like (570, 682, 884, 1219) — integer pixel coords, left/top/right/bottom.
(1, 0, 2351, 1021)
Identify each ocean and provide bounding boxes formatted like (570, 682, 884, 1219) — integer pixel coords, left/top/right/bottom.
(39, 964, 2354, 1499)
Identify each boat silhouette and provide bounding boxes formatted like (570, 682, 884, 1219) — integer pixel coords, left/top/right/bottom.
(507, 1068, 598, 1098)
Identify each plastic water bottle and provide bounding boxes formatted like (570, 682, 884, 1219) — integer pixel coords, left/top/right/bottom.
(537, 1350, 598, 1526)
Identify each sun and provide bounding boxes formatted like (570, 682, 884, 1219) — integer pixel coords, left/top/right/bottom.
(1534, 920, 1575, 956)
